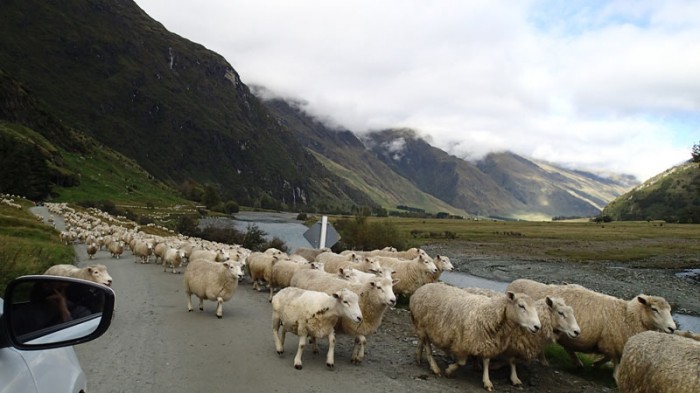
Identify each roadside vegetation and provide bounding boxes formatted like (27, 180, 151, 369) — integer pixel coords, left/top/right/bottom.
(0, 199, 74, 294)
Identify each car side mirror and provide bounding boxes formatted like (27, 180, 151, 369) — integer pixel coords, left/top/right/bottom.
(1, 275, 115, 350)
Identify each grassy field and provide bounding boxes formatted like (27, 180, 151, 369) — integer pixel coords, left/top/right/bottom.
(331, 216, 700, 266)
(0, 199, 75, 294)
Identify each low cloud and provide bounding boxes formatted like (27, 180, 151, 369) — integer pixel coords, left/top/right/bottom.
(135, 0, 700, 181)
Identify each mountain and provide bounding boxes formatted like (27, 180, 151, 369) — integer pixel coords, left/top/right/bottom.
(263, 101, 637, 219)
(263, 98, 468, 216)
(0, 0, 637, 219)
(362, 129, 638, 220)
(477, 151, 638, 220)
(361, 129, 527, 217)
(0, 0, 373, 211)
(602, 161, 700, 223)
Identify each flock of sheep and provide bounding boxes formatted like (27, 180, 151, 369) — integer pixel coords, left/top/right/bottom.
(36, 202, 700, 392)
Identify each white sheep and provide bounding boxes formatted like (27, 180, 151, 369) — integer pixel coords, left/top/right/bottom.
(614, 330, 700, 393)
(132, 240, 154, 264)
(338, 266, 395, 284)
(315, 251, 358, 268)
(371, 254, 438, 295)
(429, 255, 454, 282)
(506, 278, 677, 368)
(184, 259, 244, 318)
(107, 240, 124, 259)
(292, 247, 330, 261)
(162, 247, 186, 274)
(410, 283, 541, 391)
(153, 242, 168, 264)
(462, 287, 581, 386)
(271, 287, 363, 370)
(246, 252, 283, 291)
(367, 247, 425, 259)
(290, 268, 398, 364)
(267, 258, 321, 302)
(86, 242, 98, 259)
(189, 248, 230, 262)
(44, 263, 113, 287)
(322, 255, 381, 275)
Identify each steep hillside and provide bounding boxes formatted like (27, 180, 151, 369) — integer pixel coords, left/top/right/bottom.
(0, 0, 371, 211)
(263, 98, 468, 216)
(602, 161, 700, 223)
(364, 129, 636, 220)
(362, 129, 529, 217)
(0, 69, 188, 205)
(478, 152, 638, 220)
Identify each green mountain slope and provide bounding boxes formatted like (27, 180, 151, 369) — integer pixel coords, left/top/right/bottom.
(264, 98, 467, 216)
(0, 0, 370, 211)
(602, 161, 700, 223)
(364, 130, 637, 220)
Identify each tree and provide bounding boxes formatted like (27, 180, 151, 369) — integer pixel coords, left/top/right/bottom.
(202, 184, 221, 209)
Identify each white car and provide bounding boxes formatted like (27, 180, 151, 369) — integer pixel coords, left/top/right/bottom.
(0, 275, 115, 393)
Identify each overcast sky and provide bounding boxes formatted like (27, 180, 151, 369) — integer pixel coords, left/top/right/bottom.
(134, 0, 699, 182)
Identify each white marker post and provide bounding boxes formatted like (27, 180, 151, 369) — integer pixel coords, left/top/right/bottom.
(319, 215, 328, 249)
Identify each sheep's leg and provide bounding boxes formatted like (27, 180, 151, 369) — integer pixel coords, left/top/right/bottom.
(215, 297, 223, 318)
(480, 357, 494, 391)
(309, 336, 319, 354)
(509, 357, 522, 386)
(537, 352, 549, 366)
(187, 293, 194, 312)
(444, 355, 467, 378)
(566, 348, 584, 368)
(198, 297, 204, 311)
(351, 335, 367, 364)
(592, 355, 611, 368)
(272, 313, 284, 355)
(294, 324, 307, 370)
(326, 331, 336, 369)
(415, 335, 424, 365)
(268, 285, 274, 303)
(422, 339, 442, 376)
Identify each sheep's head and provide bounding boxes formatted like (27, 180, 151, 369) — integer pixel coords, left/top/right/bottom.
(507, 291, 541, 334)
(88, 264, 113, 287)
(547, 297, 580, 339)
(636, 294, 676, 334)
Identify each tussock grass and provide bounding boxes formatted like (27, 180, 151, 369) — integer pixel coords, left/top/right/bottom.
(0, 201, 74, 294)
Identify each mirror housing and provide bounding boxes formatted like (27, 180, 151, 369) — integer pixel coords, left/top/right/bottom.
(1, 275, 115, 350)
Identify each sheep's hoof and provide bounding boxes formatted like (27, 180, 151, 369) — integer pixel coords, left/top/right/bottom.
(294, 364, 302, 370)
(326, 363, 334, 369)
(188, 309, 193, 312)
(217, 315, 222, 319)
(277, 351, 284, 356)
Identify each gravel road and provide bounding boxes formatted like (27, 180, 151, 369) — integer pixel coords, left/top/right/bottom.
(34, 207, 700, 393)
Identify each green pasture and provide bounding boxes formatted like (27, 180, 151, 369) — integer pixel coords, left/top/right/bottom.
(0, 200, 75, 294)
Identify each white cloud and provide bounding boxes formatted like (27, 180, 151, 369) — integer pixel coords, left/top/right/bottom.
(135, 0, 699, 182)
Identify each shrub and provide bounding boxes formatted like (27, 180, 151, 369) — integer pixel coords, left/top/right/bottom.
(334, 215, 408, 251)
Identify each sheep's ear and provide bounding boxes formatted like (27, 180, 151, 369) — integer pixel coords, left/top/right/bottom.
(87, 267, 95, 273)
(546, 296, 553, 308)
(637, 295, 648, 305)
(333, 292, 341, 299)
(392, 279, 400, 285)
(506, 291, 516, 300)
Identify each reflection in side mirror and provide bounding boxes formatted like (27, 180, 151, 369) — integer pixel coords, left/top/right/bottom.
(2, 275, 115, 350)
